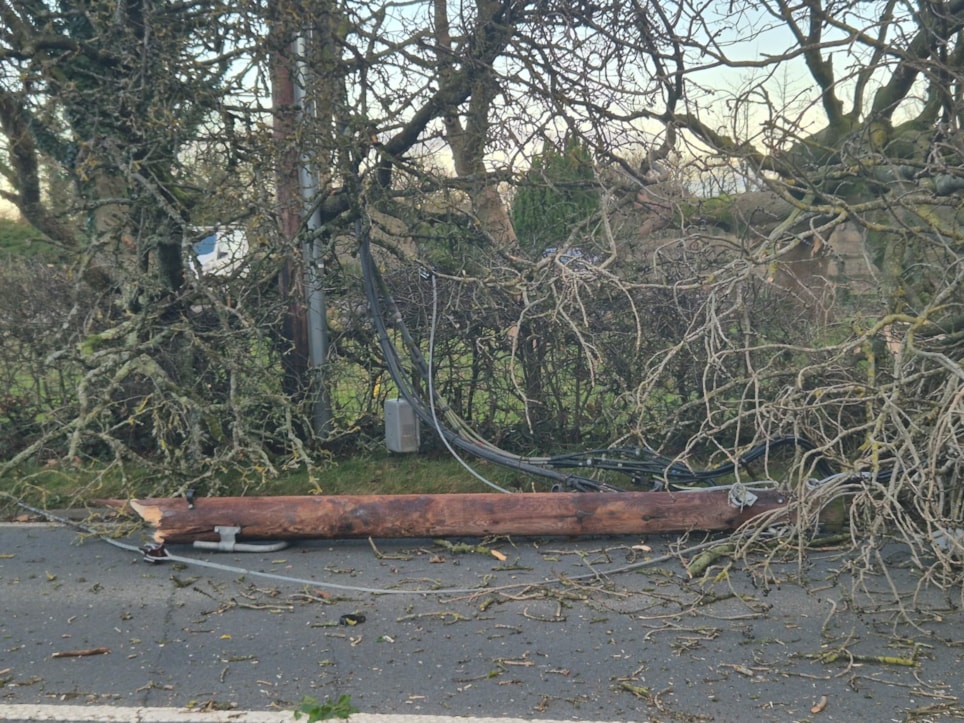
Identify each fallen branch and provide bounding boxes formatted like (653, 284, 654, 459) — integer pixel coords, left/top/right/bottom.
(803, 650, 919, 667)
(51, 647, 110, 658)
(686, 543, 737, 578)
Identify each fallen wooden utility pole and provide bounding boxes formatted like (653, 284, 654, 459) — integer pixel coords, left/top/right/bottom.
(112, 487, 791, 545)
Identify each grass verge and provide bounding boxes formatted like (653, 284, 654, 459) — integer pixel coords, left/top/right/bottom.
(0, 450, 533, 518)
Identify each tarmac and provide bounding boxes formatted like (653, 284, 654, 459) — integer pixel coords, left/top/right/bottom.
(1, 515, 963, 722)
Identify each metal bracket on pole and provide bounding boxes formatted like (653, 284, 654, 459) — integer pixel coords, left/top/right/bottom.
(727, 482, 759, 510)
(192, 526, 290, 553)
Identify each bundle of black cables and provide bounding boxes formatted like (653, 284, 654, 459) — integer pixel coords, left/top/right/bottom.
(545, 435, 842, 490)
(359, 225, 888, 493)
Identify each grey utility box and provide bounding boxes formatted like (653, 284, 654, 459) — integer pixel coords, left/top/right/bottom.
(385, 398, 420, 453)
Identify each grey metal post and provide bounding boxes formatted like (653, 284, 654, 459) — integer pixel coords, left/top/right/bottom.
(295, 33, 332, 437)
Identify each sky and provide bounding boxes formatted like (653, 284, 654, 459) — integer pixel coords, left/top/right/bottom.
(0, 177, 16, 218)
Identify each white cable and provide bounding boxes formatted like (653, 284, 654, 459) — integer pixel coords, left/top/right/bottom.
(426, 272, 514, 494)
(2, 492, 711, 596)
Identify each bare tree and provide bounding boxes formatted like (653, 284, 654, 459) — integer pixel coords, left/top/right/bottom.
(1, 0, 961, 579)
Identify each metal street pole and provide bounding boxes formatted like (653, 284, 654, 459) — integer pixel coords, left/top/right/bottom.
(294, 33, 331, 438)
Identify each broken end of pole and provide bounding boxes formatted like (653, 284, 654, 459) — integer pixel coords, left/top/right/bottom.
(127, 498, 163, 530)
(92, 499, 167, 540)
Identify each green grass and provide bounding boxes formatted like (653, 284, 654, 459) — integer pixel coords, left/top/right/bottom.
(0, 449, 533, 515)
(295, 694, 357, 721)
(0, 217, 62, 261)
(274, 452, 529, 496)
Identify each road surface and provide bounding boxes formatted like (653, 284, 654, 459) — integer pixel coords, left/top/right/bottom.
(1, 519, 962, 722)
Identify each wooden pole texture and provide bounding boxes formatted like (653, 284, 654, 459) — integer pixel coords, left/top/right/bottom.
(121, 489, 792, 544)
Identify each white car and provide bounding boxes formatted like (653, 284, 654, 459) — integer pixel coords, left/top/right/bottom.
(191, 226, 248, 276)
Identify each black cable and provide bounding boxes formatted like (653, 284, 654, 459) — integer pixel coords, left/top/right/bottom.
(360, 226, 616, 492)
(544, 435, 842, 489)
(359, 223, 894, 492)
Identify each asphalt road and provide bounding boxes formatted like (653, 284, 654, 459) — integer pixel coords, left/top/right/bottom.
(1, 519, 963, 722)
